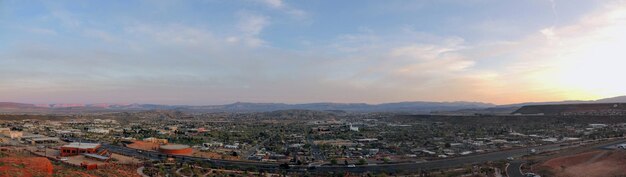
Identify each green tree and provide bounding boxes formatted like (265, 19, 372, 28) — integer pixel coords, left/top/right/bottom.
(358, 158, 367, 165)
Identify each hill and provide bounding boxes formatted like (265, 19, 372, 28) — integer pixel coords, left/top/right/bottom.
(513, 103, 626, 115)
(0, 101, 494, 114)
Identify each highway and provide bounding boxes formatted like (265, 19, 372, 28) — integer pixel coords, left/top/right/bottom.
(68, 138, 626, 175)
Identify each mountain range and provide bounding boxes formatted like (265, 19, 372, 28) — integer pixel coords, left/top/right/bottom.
(2, 95, 626, 114)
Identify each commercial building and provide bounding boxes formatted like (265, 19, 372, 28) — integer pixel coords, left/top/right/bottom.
(159, 144, 193, 155)
(60, 142, 101, 156)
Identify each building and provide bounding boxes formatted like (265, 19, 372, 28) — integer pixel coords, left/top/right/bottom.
(93, 119, 117, 124)
(159, 144, 193, 155)
(87, 128, 110, 134)
(202, 142, 223, 148)
(0, 128, 23, 139)
(224, 145, 238, 149)
(60, 142, 101, 156)
(21, 135, 59, 144)
(589, 124, 608, 129)
(349, 123, 359, 132)
(29, 137, 60, 144)
(143, 137, 168, 144)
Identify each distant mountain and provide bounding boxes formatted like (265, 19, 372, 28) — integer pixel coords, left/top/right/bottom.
(498, 95, 626, 108)
(433, 95, 626, 115)
(508, 95, 626, 115)
(2, 95, 626, 114)
(180, 101, 495, 113)
(0, 102, 38, 109)
(595, 96, 626, 103)
(513, 103, 626, 115)
(0, 101, 494, 114)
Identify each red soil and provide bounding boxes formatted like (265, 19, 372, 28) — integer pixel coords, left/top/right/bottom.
(0, 157, 53, 177)
(536, 150, 626, 177)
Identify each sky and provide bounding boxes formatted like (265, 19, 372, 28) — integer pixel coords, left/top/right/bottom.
(1, 0, 626, 105)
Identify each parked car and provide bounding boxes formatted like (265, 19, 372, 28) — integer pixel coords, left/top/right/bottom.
(525, 173, 541, 177)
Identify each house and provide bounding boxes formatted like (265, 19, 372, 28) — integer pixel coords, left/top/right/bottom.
(202, 142, 223, 148)
(224, 144, 239, 149)
(87, 128, 110, 134)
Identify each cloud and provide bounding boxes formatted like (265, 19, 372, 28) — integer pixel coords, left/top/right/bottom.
(50, 10, 81, 28)
(4, 0, 626, 104)
(548, 0, 559, 25)
(83, 29, 118, 42)
(27, 28, 57, 35)
(227, 12, 270, 47)
(462, 0, 626, 103)
(260, 0, 283, 8)
(237, 13, 269, 36)
(125, 24, 218, 48)
(256, 0, 306, 18)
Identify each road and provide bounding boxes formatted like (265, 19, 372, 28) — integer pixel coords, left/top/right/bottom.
(67, 138, 626, 175)
(243, 138, 268, 160)
(506, 161, 525, 177)
(307, 134, 324, 162)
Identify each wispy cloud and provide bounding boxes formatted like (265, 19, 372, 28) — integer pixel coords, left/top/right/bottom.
(227, 12, 270, 47)
(256, 0, 306, 18)
(27, 27, 57, 35)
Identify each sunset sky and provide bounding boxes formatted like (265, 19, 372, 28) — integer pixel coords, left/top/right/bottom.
(1, 0, 626, 105)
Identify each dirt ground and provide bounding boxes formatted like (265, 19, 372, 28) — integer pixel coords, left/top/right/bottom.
(0, 157, 53, 177)
(1, 146, 142, 177)
(192, 151, 239, 160)
(535, 150, 626, 177)
(111, 153, 143, 164)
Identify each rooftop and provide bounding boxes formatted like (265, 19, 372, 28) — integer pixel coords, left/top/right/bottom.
(62, 142, 101, 149)
(83, 153, 110, 160)
(159, 144, 190, 150)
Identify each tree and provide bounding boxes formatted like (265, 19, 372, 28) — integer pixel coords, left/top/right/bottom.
(383, 157, 390, 164)
(279, 162, 290, 169)
(330, 158, 338, 165)
(358, 158, 367, 165)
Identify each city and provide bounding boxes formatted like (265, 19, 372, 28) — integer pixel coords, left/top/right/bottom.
(2, 0, 626, 176)
(1, 102, 626, 176)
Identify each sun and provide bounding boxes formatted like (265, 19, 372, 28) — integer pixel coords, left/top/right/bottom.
(551, 33, 626, 100)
